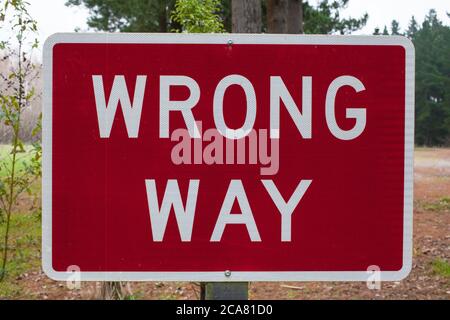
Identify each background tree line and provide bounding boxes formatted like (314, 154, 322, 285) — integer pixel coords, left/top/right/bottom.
(376, 11, 450, 146)
(65, 0, 368, 34)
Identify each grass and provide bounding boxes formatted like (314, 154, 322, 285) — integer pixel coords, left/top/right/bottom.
(422, 197, 450, 212)
(0, 211, 42, 298)
(285, 289, 298, 299)
(0, 144, 42, 298)
(431, 259, 450, 278)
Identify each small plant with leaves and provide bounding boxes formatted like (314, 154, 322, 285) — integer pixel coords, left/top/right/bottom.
(0, 0, 41, 282)
(171, 0, 224, 33)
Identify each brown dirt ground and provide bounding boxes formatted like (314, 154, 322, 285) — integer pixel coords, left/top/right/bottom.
(2, 148, 449, 300)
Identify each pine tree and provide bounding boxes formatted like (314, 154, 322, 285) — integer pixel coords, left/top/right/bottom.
(406, 16, 419, 39)
(414, 10, 450, 145)
(391, 20, 401, 35)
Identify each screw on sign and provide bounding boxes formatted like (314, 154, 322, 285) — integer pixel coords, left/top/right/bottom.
(42, 34, 414, 282)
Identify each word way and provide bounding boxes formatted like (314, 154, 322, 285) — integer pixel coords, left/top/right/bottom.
(145, 179, 313, 242)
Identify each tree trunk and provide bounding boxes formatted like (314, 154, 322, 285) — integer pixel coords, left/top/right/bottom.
(100, 281, 125, 300)
(287, 0, 303, 34)
(231, 0, 262, 33)
(267, 0, 288, 33)
(267, 0, 303, 34)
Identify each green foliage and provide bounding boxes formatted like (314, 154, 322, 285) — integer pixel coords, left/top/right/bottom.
(303, 0, 368, 35)
(66, 0, 178, 32)
(406, 16, 419, 39)
(66, 0, 225, 32)
(171, 0, 224, 33)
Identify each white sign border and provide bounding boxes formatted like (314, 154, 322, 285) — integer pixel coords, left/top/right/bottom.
(42, 33, 414, 282)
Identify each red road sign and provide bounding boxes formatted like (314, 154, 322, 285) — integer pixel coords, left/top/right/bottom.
(43, 34, 414, 281)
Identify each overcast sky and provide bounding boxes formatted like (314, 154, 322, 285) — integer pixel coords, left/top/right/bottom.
(340, 0, 449, 33)
(4, 0, 450, 53)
